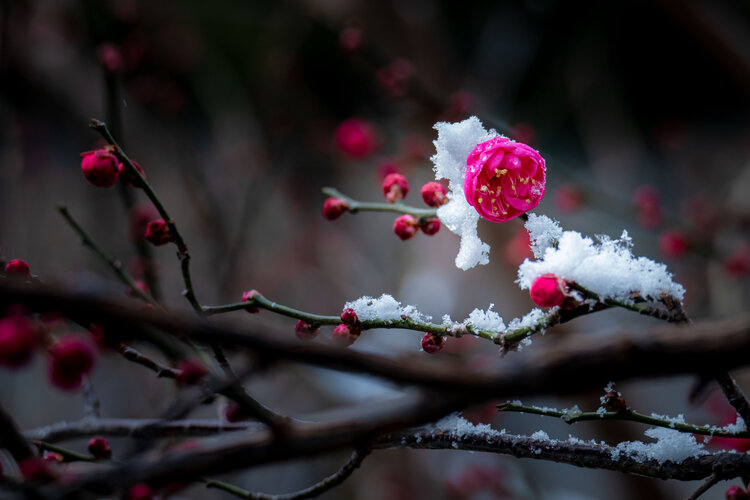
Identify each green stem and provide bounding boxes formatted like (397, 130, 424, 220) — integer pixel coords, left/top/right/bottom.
(57, 205, 159, 307)
(322, 187, 437, 220)
(497, 402, 750, 439)
(89, 119, 201, 314)
(32, 441, 96, 462)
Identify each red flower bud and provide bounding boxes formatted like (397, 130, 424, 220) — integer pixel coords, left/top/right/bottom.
(724, 245, 750, 279)
(88, 436, 112, 459)
(339, 26, 363, 52)
(601, 390, 627, 413)
(4, 259, 30, 278)
(224, 402, 248, 422)
(382, 173, 409, 203)
(658, 231, 689, 259)
(81, 149, 119, 187)
(129, 205, 158, 243)
(393, 214, 418, 240)
(529, 274, 569, 308)
(340, 308, 360, 327)
(241, 290, 261, 313)
(334, 118, 376, 158)
(421, 333, 445, 354)
(726, 485, 749, 500)
(633, 185, 662, 229)
(420, 218, 440, 236)
(145, 219, 173, 246)
(176, 359, 208, 385)
(118, 161, 145, 187)
(332, 324, 360, 347)
(555, 184, 584, 214)
(294, 320, 319, 341)
(420, 182, 448, 207)
(19, 457, 57, 483)
(322, 198, 349, 220)
(97, 43, 123, 74)
(128, 483, 156, 500)
(48, 335, 96, 391)
(0, 315, 37, 368)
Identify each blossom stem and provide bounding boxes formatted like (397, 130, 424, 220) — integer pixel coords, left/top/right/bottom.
(569, 282, 684, 322)
(322, 187, 437, 220)
(57, 205, 159, 307)
(497, 402, 750, 439)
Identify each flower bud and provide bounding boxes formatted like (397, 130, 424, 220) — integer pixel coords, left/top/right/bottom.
(294, 320, 320, 341)
(420, 182, 447, 207)
(334, 118, 376, 158)
(0, 315, 37, 368)
(80, 149, 119, 187)
(633, 185, 662, 229)
(4, 259, 31, 278)
(658, 230, 689, 259)
(725, 485, 749, 500)
(529, 274, 569, 308)
(176, 359, 208, 385)
(48, 335, 96, 391)
(393, 214, 418, 240)
(725, 247, 750, 279)
(340, 307, 360, 327)
(88, 436, 112, 459)
(118, 161, 145, 187)
(129, 483, 156, 500)
(224, 402, 248, 422)
(555, 184, 584, 213)
(420, 218, 440, 236)
(241, 290, 261, 313)
(601, 390, 627, 413)
(145, 219, 173, 246)
(322, 198, 349, 220)
(421, 333, 445, 354)
(382, 173, 409, 203)
(332, 324, 360, 347)
(19, 457, 57, 483)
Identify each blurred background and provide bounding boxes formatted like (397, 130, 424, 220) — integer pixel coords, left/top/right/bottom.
(1, 0, 750, 498)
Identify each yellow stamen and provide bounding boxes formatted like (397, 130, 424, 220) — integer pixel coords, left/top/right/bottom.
(478, 197, 483, 203)
(480, 185, 488, 192)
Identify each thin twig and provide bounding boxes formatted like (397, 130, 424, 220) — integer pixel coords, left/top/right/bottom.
(684, 473, 720, 500)
(322, 187, 437, 220)
(497, 402, 750, 439)
(116, 344, 181, 379)
(82, 378, 101, 419)
(57, 205, 158, 306)
(715, 373, 750, 428)
(204, 449, 369, 500)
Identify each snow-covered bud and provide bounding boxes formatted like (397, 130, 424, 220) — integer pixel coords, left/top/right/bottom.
(421, 333, 445, 354)
(658, 230, 689, 259)
(81, 149, 119, 187)
(340, 307, 360, 327)
(241, 289, 261, 313)
(464, 137, 546, 222)
(529, 274, 569, 308)
(88, 436, 112, 459)
(725, 485, 749, 500)
(332, 324, 360, 347)
(393, 214, 418, 240)
(176, 359, 208, 385)
(295, 320, 320, 341)
(420, 182, 447, 207)
(601, 390, 627, 413)
(322, 197, 349, 220)
(4, 259, 31, 278)
(145, 219, 173, 246)
(419, 218, 440, 236)
(382, 173, 409, 203)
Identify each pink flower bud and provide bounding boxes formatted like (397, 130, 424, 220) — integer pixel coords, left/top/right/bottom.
(633, 185, 662, 229)
(419, 218, 440, 236)
(176, 359, 208, 385)
(393, 214, 418, 240)
(127, 280, 149, 298)
(0, 315, 37, 368)
(464, 137, 546, 222)
(19, 457, 57, 483)
(421, 333, 445, 354)
(555, 184, 584, 213)
(295, 320, 320, 341)
(129, 483, 156, 500)
(382, 173, 409, 203)
(118, 161, 145, 187)
(421, 182, 448, 207)
(529, 274, 569, 308)
(88, 436, 112, 459)
(658, 231, 689, 259)
(724, 245, 750, 279)
(97, 43, 123, 74)
(332, 324, 360, 347)
(48, 335, 96, 391)
(241, 289, 261, 313)
(334, 118, 376, 158)
(80, 149, 120, 187)
(340, 308, 360, 327)
(4, 259, 30, 278)
(145, 219, 173, 246)
(510, 122, 536, 145)
(322, 197, 349, 220)
(129, 205, 158, 243)
(726, 485, 749, 500)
